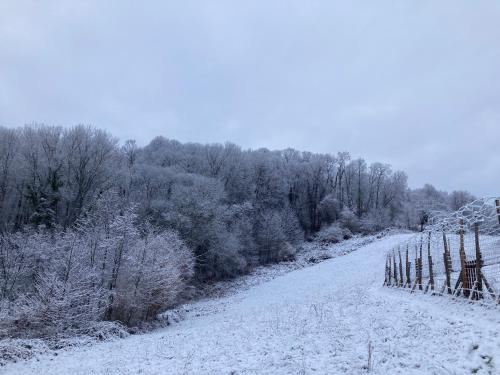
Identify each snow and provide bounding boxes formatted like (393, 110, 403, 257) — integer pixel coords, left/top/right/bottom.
(3, 234, 499, 374)
(195, 233, 385, 301)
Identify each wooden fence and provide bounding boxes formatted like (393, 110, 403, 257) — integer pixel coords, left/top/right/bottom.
(384, 198, 500, 305)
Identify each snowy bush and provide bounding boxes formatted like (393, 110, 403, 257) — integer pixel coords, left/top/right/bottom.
(74, 321, 129, 342)
(318, 194, 340, 224)
(0, 338, 49, 366)
(0, 198, 195, 340)
(339, 207, 361, 233)
(359, 209, 392, 234)
(254, 210, 298, 264)
(111, 229, 195, 325)
(2, 271, 106, 338)
(316, 224, 352, 244)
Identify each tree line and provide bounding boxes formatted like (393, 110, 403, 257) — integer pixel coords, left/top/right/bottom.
(0, 124, 474, 337)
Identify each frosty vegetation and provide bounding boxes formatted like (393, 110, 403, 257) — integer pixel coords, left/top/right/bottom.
(0, 125, 475, 340)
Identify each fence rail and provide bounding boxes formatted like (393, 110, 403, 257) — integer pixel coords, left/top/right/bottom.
(384, 197, 500, 305)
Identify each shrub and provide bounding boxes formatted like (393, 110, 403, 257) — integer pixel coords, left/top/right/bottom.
(316, 223, 352, 244)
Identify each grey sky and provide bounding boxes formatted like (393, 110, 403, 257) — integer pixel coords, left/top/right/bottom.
(1, 1, 499, 196)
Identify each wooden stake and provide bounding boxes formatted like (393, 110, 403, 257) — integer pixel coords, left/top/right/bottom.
(383, 256, 388, 286)
(388, 254, 392, 286)
(418, 238, 423, 290)
(405, 245, 411, 288)
(427, 232, 434, 292)
(442, 232, 452, 294)
(392, 252, 398, 286)
(414, 246, 418, 281)
(398, 249, 404, 287)
(474, 222, 483, 300)
(458, 219, 468, 295)
(412, 246, 418, 292)
(495, 199, 500, 226)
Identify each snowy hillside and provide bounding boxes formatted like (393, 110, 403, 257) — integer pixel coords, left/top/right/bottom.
(4, 234, 499, 374)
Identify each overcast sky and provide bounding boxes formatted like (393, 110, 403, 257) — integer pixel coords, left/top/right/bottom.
(1, 1, 499, 196)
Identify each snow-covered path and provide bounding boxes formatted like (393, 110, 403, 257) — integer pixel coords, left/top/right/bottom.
(4, 235, 500, 374)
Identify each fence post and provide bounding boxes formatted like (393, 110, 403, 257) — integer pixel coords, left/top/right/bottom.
(496, 199, 500, 225)
(411, 246, 418, 291)
(427, 232, 434, 292)
(418, 237, 423, 290)
(474, 222, 483, 300)
(385, 255, 388, 286)
(458, 219, 468, 297)
(405, 245, 411, 288)
(442, 232, 452, 294)
(384, 255, 389, 286)
(388, 253, 392, 286)
(393, 251, 398, 286)
(398, 249, 403, 287)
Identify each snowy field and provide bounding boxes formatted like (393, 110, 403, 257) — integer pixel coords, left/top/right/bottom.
(3, 234, 499, 374)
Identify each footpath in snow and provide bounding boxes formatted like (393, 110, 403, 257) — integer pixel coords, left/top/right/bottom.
(3, 234, 499, 374)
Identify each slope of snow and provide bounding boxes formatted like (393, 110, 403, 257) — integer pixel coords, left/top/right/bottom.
(3, 234, 499, 374)
(194, 232, 386, 302)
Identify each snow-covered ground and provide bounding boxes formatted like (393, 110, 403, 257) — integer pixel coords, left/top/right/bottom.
(3, 234, 499, 374)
